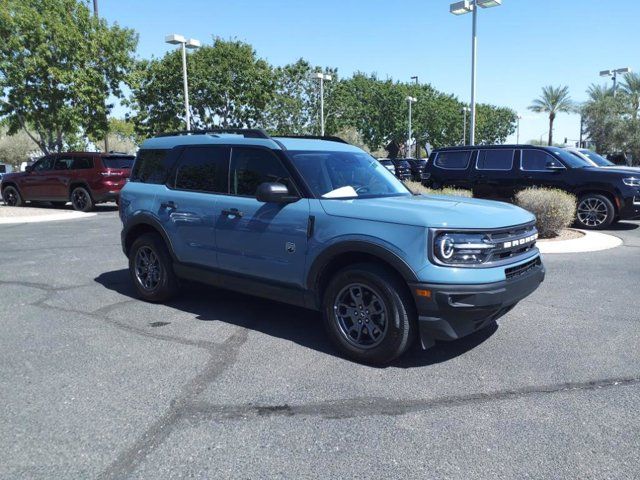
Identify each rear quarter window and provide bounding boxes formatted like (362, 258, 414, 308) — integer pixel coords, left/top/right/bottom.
(434, 151, 472, 170)
(130, 149, 172, 184)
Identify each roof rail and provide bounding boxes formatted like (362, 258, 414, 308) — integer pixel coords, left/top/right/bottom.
(155, 128, 270, 139)
(275, 135, 349, 144)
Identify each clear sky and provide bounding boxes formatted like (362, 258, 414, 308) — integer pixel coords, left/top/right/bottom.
(100, 0, 639, 145)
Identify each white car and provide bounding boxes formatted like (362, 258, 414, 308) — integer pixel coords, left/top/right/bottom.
(564, 147, 640, 172)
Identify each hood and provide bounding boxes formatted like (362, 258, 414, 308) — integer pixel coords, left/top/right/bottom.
(600, 166, 640, 174)
(0, 171, 25, 181)
(320, 194, 535, 229)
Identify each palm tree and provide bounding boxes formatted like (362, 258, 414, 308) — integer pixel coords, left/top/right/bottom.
(587, 83, 612, 103)
(620, 72, 640, 119)
(528, 85, 574, 145)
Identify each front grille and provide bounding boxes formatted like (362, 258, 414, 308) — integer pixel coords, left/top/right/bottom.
(486, 223, 538, 263)
(505, 257, 541, 280)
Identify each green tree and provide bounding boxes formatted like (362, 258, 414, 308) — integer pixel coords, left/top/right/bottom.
(620, 72, 640, 120)
(475, 104, 518, 145)
(528, 85, 574, 146)
(0, 0, 138, 154)
(587, 83, 612, 103)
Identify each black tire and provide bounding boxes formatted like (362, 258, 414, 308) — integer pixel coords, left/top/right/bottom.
(2, 186, 23, 207)
(129, 233, 179, 303)
(71, 186, 93, 212)
(575, 193, 615, 230)
(322, 263, 416, 365)
(50, 201, 67, 208)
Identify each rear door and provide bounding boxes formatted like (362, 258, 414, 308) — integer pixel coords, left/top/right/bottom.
(51, 156, 75, 199)
(157, 145, 230, 269)
(431, 150, 474, 189)
(215, 147, 310, 287)
(473, 148, 516, 199)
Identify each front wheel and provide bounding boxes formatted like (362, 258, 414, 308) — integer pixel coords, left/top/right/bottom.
(323, 263, 416, 365)
(2, 186, 23, 207)
(576, 194, 615, 229)
(71, 186, 94, 212)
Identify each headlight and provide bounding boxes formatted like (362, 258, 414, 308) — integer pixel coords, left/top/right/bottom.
(622, 177, 640, 187)
(432, 230, 539, 266)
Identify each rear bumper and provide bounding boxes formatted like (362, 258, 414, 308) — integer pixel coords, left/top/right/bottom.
(409, 257, 545, 348)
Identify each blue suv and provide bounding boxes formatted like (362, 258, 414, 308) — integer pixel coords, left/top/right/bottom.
(120, 129, 545, 364)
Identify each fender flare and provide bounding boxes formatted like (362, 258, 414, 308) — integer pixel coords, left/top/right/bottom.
(122, 213, 176, 259)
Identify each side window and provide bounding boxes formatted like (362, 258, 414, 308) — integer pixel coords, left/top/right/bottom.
(54, 157, 74, 170)
(521, 150, 564, 171)
(174, 146, 229, 193)
(33, 157, 55, 172)
(130, 149, 172, 184)
(71, 157, 94, 170)
(477, 149, 514, 171)
(230, 148, 293, 197)
(434, 151, 472, 170)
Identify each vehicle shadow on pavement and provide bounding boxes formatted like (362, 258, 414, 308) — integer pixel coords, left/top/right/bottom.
(95, 269, 496, 368)
(602, 221, 639, 231)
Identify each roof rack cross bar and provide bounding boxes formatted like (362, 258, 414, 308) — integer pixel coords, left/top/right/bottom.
(156, 128, 270, 139)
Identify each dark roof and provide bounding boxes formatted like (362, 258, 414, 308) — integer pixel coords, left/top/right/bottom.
(433, 144, 554, 152)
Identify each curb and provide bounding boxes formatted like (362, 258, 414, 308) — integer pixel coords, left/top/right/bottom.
(537, 229, 622, 254)
(0, 211, 97, 224)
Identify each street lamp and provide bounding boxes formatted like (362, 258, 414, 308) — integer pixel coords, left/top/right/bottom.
(516, 114, 522, 144)
(312, 72, 332, 136)
(450, 0, 503, 145)
(461, 106, 470, 145)
(411, 76, 419, 85)
(600, 67, 632, 96)
(406, 96, 417, 157)
(165, 34, 201, 131)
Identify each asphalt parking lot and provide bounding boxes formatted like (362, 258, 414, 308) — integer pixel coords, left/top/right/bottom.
(1, 209, 639, 479)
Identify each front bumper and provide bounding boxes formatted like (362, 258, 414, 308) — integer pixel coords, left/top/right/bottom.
(409, 257, 545, 348)
(619, 192, 640, 220)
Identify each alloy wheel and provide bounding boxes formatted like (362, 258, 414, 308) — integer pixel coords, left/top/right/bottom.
(134, 246, 161, 291)
(4, 189, 18, 206)
(577, 197, 608, 227)
(72, 189, 88, 210)
(333, 283, 388, 349)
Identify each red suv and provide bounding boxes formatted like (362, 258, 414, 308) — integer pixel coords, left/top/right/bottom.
(1, 152, 134, 211)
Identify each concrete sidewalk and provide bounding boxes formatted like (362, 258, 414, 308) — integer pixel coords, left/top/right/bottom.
(0, 205, 96, 224)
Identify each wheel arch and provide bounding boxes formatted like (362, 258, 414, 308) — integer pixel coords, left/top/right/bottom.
(68, 181, 93, 200)
(123, 215, 176, 260)
(575, 189, 620, 213)
(307, 242, 418, 308)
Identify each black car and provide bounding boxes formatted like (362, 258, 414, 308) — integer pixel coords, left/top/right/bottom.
(390, 159, 412, 181)
(425, 145, 640, 229)
(405, 158, 429, 182)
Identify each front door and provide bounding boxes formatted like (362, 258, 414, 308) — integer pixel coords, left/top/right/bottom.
(156, 145, 230, 269)
(21, 156, 55, 199)
(518, 149, 568, 191)
(216, 147, 310, 288)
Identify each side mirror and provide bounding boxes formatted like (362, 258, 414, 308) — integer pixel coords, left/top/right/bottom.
(256, 182, 298, 203)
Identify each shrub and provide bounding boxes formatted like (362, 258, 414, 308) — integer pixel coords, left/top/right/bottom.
(515, 188, 577, 238)
(404, 180, 473, 198)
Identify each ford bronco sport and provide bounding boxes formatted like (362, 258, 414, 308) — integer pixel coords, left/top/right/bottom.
(120, 130, 545, 364)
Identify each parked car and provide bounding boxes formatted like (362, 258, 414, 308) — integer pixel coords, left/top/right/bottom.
(389, 158, 412, 181)
(405, 158, 430, 183)
(120, 130, 545, 365)
(425, 145, 640, 229)
(378, 158, 396, 175)
(0, 152, 134, 211)
(565, 147, 640, 172)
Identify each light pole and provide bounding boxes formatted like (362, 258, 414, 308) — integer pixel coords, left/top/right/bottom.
(165, 34, 201, 131)
(406, 96, 417, 158)
(516, 114, 522, 144)
(411, 76, 419, 85)
(461, 106, 470, 145)
(599, 67, 632, 96)
(450, 0, 502, 146)
(312, 72, 332, 136)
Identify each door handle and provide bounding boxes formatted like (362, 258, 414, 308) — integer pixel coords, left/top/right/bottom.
(221, 208, 244, 218)
(161, 201, 177, 210)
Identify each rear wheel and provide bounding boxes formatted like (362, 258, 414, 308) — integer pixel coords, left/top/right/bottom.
(2, 186, 23, 207)
(129, 233, 179, 302)
(323, 263, 416, 365)
(71, 186, 93, 212)
(576, 194, 615, 229)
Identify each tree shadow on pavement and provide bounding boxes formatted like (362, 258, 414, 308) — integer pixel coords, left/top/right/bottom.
(95, 269, 496, 369)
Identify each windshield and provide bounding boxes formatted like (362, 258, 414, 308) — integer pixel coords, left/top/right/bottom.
(102, 156, 134, 169)
(578, 149, 614, 167)
(287, 150, 411, 199)
(548, 148, 592, 168)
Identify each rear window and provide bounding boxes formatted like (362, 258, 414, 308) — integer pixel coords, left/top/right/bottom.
(130, 149, 172, 184)
(477, 149, 514, 171)
(102, 156, 134, 169)
(434, 151, 472, 170)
